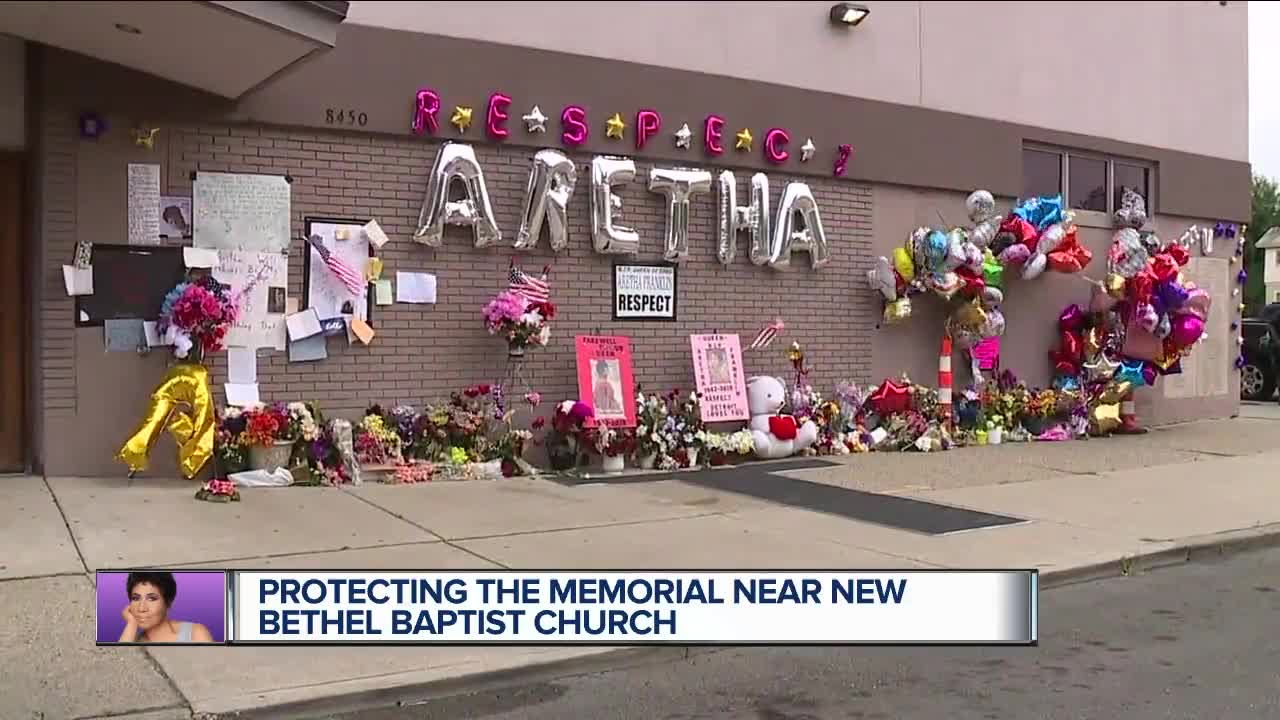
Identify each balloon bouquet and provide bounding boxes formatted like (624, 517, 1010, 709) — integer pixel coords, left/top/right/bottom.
(1050, 189, 1211, 434)
(867, 189, 1091, 385)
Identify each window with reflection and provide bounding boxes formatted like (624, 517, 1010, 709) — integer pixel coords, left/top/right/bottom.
(1068, 155, 1107, 212)
(1022, 149, 1062, 198)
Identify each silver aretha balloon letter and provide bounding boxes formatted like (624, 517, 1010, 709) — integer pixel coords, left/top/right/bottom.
(514, 150, 577, 252)
(648, 167, 712, 262)
(590, 156, 641, 255)
(414, 142, 502, 248)
(716, 171, 771, 266)
(767, 182, 831, 270)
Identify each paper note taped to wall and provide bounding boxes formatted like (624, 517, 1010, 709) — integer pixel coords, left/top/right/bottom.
(396, 272, 436, 304)
(224, 383, 261, 407)
(104, 319, 145, 352)
(183, 247, 219, 268)
(286, 308, 322, 341)
(63, 265, 93, 296)
(350, 317, 375, 345)
(374, 279, 393, 306)
(193, 171, 291, 252)
(363, 220, 390, 249)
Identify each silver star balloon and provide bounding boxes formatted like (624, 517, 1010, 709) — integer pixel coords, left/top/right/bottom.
(522, 105, 548, 133)
(800, 138, 816, 162)
(674, 123, 692, 149)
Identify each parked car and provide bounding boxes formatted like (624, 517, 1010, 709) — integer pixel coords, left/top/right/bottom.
(1240, 302, 1280, 401)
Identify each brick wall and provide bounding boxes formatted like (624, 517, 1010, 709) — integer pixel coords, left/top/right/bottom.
(177, 124, 875, 420)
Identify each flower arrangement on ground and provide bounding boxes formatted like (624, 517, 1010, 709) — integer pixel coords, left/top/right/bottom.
(214, 407, 248, 474)
(195, 478, 240, 503)
(723, 429, 756, 459)
(540, 400, 593, 470)
(157, 274, 238, 361)
(588, 426, 636, 458)
(482, 290, 554, 355)
(633, 392, 671, 467)
(240, 403, 293, 446)
(669, 389, 708, 461)
(493, 408, 534, 478)
(354, 412, 403, 466)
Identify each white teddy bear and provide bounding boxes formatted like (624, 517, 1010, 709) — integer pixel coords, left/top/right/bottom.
(747, 375, 819, 460)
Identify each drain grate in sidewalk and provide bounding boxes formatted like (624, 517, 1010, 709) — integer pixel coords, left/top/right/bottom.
(684, 469, 1024, 535)
(548, 459, 1023, 535)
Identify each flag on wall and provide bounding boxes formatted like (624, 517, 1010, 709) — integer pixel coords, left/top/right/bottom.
(306, 234, 365, 297)
(509, 263, 550, 305)
(747, 318, 785, 351)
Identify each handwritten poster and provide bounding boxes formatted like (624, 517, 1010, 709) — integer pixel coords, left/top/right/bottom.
(127, 163, 161, 246)
(213, 250, 287, 350)
(305, 220, 370, 323)
(690, 334, 749, 422)
(193, 172, 291, 252)
(575, 335, 637, 428)
(1163, 258, 1229, 399)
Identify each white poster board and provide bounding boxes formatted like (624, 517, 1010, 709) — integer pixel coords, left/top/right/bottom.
(613, 264, 676, 320)
(213, 250, 288, 350)
(304, 219, 371, 323)
(1162, 257, 1229, 399)
(127, 163, 161, 246)
(193, 172, 292, 252)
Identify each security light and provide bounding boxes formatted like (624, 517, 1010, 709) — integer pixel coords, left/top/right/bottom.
(829, 3, 870, 26)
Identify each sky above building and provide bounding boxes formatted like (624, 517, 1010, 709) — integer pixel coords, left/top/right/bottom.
(1251, 1, 1277, 180)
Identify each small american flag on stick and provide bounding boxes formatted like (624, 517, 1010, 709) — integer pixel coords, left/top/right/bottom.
(305, 234, 365, 297)
(747, 317, 785, 351)
(509, 260, 550, 305)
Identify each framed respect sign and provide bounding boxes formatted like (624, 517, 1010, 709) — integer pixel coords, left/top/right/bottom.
(612, 263, 677, 321)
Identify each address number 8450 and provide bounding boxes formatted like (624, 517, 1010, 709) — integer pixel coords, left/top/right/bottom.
(325, 109, 368, 127)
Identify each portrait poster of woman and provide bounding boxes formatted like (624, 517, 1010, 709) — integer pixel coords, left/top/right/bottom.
(95, 570, 226, 644)
(575, 335, 637, 428)
(689, 334, 749, 422)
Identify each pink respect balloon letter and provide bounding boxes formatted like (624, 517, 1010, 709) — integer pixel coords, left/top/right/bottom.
(412, 89, 440, 135)
(704, 115, 725, 156)
(487, 93, 512, 140)
(636, 110, 661, 150)
(562, 106, 588, 146)
(764, 128, 790, 164)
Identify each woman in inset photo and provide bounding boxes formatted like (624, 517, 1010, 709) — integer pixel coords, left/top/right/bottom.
(119, 571, 214, 643)
(591, 359, 624, 418)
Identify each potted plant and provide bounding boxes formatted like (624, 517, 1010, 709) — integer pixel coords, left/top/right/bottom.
(724, 429, 755, 463)
(241, 403, 295, 471)
(493, 411, 533, 478)
(669, 390, 707, 468)
(1021, 389, 1059, 436)
(482, 290, 554, 357)
(705, 433, 730, 466)
(543, 401, 593, 471)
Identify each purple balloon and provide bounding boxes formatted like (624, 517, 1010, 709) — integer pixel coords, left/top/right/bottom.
(1157, 280, 1189, 310)
(1141, 362, 1158, 386)
(1058, 304, 1085, 332)
(1169, 313, 1204, 348)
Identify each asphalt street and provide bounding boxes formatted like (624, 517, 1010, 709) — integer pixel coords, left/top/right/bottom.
(319, 549, 1280, 720)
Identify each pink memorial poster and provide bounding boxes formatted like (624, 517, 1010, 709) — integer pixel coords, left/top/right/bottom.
(575, 335, 637, 428)
(689, 334, 750, 422)
(971, 336, 1001, 371)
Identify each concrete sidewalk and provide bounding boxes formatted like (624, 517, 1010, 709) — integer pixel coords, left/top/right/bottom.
(4, 409, 1279, 720)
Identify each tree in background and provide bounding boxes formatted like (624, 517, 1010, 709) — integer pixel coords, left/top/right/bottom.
(1246, 174, 1280, 315)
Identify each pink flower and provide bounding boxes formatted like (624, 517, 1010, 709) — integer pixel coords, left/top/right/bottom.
(524, 392, 542, 407)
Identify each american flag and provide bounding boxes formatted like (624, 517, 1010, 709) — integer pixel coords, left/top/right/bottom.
(509, 263, 550, 305)
(748, 318, 785, 351)
(306, 234, 365, 297)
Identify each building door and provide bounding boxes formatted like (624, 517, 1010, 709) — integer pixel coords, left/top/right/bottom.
(0, 152, 25, 472)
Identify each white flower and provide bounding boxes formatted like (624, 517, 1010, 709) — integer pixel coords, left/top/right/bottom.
(558, 400, 575, 415)
(537, 325, 551, 345)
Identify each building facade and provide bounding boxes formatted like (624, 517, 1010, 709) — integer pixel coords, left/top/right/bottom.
(0, 1, 1251, 477)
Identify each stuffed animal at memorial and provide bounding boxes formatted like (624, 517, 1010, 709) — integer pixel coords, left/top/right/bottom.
(746, 375, 818, 460)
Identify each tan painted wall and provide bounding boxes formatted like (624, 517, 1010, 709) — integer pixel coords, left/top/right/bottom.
(345, 0, 1248, 161)
(0, 34, 25, 149)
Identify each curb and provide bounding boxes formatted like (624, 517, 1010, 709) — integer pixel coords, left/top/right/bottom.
(197, 526, 1280, 720)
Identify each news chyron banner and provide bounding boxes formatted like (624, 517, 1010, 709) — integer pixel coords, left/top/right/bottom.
(97, 570, 1036, 646)
(229, 570, 1037, 645)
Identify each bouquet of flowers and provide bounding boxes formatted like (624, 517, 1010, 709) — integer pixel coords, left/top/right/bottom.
(287, 402, 322, 443)
(494, 426, 533, 477)
(195, 478, 240, 503)
(634, 392, 671, 461)
(299, 412, 351, 486)
(482, 290, 554, 353)
(588, 426, 635, 458)
(240, 403, 293, 447)
(354, 412, 403, 465)
(724, 430, 755, 457)
(214, 407, 248, 474)
(541, 400, 594, 470)
(157, 274, 238, 360)
(669, 389, 707, 453)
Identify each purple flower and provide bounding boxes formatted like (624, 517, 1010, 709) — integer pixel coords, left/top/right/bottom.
(569, 402, 594, 422)
(1238, 269, 1248, 283)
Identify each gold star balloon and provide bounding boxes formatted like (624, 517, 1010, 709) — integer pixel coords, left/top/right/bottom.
(735, 128, 753, 151)
(450, 105, 473, 133)
(605, 112, 626, 140)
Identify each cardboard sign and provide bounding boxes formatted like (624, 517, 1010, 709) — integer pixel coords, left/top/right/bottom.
(690, 334, 749, 422)
(613, 264, 676, 320)
(575, 335, 637, 428)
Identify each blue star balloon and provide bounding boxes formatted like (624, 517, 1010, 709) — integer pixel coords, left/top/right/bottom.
(1115, 359, 1147, 387)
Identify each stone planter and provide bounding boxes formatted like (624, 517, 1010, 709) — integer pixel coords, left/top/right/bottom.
(637, 452, 658, 470)
(249, 440, 294, 472)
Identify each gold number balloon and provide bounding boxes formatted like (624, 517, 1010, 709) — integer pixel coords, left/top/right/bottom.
(116, 363, 215, 479)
